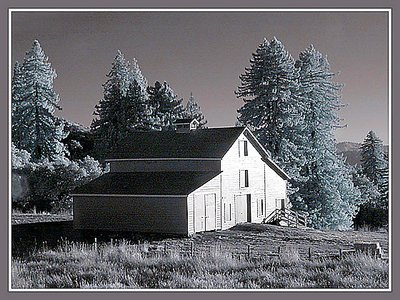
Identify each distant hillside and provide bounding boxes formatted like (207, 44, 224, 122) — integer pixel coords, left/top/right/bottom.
(336, 142, 389, 166)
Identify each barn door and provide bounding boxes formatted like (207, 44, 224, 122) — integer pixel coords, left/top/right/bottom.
(275, 199, 285, 210)
(234, 195, 247, 223)
(194, 194, 216, 232)
(204, 194, 216, 231)
(194, 194, 205, 232)
(246, 194, 252, 222)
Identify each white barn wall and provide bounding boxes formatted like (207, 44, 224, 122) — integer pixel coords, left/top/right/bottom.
(220, 132, 272, 230)
(264, 164, 287, 216)
(187, 174, 221, 234)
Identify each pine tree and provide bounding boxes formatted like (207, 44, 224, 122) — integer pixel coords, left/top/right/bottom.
(147, 81, 185, 131)
(125, 80, 153, 131)
(360, 131, 389, 213)
(236, 37, 306, 191)
(127, 57, 154, 131)
(92, 52, 155, 156)
(11, 61, 25, 147)
(378, 159, 389, 211)
(91, 50, 133, 154)
(293, 45, 361, 229)
(183, 92, 207, 128)
(130, 58, 148, 98)
(360, 131, 387, 185)
(12, 40, 66, 161)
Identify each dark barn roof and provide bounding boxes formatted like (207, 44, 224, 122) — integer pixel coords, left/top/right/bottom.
(174, 118, 197, 124)
(72, 171, 221, 196)
(108, 127, 245, 159)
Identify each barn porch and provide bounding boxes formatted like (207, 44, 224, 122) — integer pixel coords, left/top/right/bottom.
(263, 208, 308, 228)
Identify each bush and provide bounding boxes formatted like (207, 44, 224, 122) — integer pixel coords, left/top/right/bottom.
(354, 204, 388, 230)
(12, 143, 103, 213)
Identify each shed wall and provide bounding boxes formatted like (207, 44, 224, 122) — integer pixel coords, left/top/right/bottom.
(73, 195, 188, 235)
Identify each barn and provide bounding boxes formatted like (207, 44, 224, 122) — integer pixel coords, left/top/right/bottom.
(72, 120, 291, 235)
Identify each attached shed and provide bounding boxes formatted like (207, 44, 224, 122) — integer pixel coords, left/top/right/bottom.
(73, 171, 220, 235)
(72, 126, 290, 235)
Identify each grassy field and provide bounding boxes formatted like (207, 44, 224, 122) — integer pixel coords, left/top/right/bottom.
(12, 213, 73, 225)
(11, 223, 389, 289)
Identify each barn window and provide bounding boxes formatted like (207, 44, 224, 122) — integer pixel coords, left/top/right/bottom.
(257, 199, 265, 217)
(261, 199, 264, 215)
(243, 140, 248, 156)
(240, 170, 249, 188)
(224, 203, 232, 222)
(239, 140, 249, 157)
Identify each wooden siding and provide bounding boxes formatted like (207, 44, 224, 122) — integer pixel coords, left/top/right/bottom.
(109, 160, 221, 172)
(264, 164, 287, 216)
(187, 175, 221, 234)
(73, 196, 189, 235)
(220, 132, 286, 230)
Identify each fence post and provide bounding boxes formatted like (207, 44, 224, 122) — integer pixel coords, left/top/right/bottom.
(94, 237, 98, 252)
(190, 241, 194, 257)
(278, 246, 281, 258)
(339, 249, 342, 259)
(308, 247, 312, 260)
(110, 238, 113, 247)
(247, 244, 251, 259)
(164, 241, 167, 254)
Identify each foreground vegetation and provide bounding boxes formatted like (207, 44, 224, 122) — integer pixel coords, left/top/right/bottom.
(11, 240, 388, 289)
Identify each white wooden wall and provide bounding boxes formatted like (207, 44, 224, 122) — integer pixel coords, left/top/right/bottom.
(264, 162, 287, 216)
(220, 132, 268, 229)
(187, 174, 221, 234)
(186, 131, 287, 235)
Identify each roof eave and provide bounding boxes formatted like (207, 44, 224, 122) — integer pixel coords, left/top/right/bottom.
(242, 127, 290, 181)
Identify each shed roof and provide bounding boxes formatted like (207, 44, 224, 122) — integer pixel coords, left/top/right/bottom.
(72, 171, 221, 196)
(108, 127, 245, 159)
(174, 118, 198, 124)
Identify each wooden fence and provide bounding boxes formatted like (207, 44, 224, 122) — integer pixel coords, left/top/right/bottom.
(34, 238, 386, 262)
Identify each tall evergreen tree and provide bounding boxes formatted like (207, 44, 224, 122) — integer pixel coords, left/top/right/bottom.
(11, 61, 25, 147)
(91, 50, 133, 154)
(360, 131, 387, 185)
(12, 40, 66, 161)
(125, 80, 153, 131)
(378, 157, 389, 211)
(127, 57, 154, 131)
(293, 45, 361, 229)
(130, 58, 148, 97)
(147, 81, 184, 131)
(236, 37, 306, 190)
(360, 131, 389, 212)
(92, 51, 155, 156)
(183, 92, 207, 128)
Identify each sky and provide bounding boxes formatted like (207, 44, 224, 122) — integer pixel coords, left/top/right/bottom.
(11, 10, 389, 144)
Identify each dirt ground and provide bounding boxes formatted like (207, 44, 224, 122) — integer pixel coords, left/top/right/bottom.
(144, 223, 389, 259)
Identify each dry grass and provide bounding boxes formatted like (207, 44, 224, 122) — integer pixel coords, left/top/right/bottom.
(11, 239, 389, 289)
